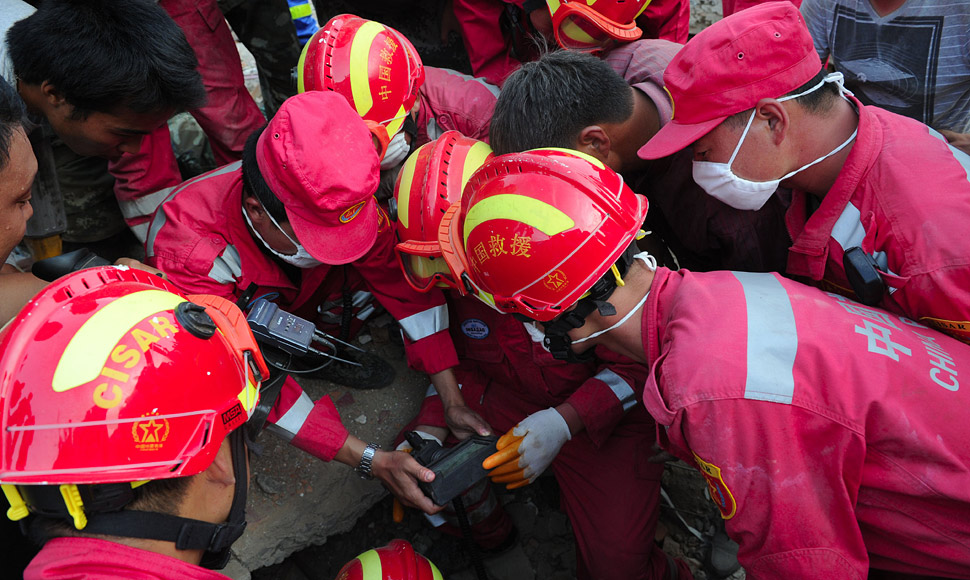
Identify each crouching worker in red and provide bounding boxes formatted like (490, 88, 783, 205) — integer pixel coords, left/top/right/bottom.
(441, 148, 970, 579)
(146, 91, 482, 514)
(0, 267, 266, 578)
(392, 136, 692, 580)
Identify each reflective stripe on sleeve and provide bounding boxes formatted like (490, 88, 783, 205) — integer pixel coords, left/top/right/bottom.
(207, 244, 243, 284)
(595, 368, 637, 411)
(830, 202, 898, 277)
(732, 272, 798, 405)
(118, 187, 176, 220)
(131, 222, 150, 244)
(265, 391, 315, 441)
(398, 304, 449, 342)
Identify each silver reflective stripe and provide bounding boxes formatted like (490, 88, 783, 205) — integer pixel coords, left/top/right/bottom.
(118, 186, 176, 220)
(399, 304, 449, 342)
(596, 368, 637, 412)
(928, 127, 970, 182)
(207, 244, 243, 284)
(264, 391, 315, 442)
(732, 272, 798, 405)
(426, 117, 443, 142)
(439, 67, 501, 98)
(144, 161, 242, 257)
(131, 222, 150, 244)
(830, 202, 897, 276)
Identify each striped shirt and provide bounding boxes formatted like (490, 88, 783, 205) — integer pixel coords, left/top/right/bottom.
(802, 0, 970, 131)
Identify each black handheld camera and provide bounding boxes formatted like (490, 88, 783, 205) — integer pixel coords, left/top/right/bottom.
(406, 432, 498, 506)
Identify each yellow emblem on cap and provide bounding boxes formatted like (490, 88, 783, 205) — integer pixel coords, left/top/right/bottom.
(340, 200, 368, 223)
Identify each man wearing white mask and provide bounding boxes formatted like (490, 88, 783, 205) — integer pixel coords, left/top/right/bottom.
(639, 2, 970, 343)
(146, 91, 490, 515)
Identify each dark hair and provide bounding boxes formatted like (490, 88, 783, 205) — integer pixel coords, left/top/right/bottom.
(241, 126, 288, 223)
(490, 49, 633, 155)
(726, 69, 838, 128)
(7, 0, 206, 118)
(26, 476, 192, 545)
(0, 77, 27, 172)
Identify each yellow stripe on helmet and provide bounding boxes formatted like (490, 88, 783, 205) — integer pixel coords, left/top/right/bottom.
(297, 37, 311, 93)
(349, 21, 386, 118)
(51, 290, 185, 393)
(357, 549, 383, 580)
(396, 145, 424, 231)
(536, 147, 606, 169)
(463, 194, 575, 247)
(460, 142, 494, 193)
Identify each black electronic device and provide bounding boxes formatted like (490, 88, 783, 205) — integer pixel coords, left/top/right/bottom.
(406, 432, 499, 506)
(31, 248, 111, 282)
(843, 246, 886, 306)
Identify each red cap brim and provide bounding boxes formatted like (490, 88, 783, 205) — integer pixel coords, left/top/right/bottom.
(287, 200, 379, 265)
(637, 115, 728, 160)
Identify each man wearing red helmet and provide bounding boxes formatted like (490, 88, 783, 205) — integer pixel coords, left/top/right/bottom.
(0, 267, 267, 578)
(441, 147, 970, 579)
(638, 2, 970, 344)
(451, 0, 689, 86)
(394, 140, 693, 579)
(146, 90, 483, 513)
(298, 13, 499, 201)
(491, 46, 791, 273)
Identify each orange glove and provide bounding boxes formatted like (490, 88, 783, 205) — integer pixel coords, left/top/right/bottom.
(482, 408, 571, 489)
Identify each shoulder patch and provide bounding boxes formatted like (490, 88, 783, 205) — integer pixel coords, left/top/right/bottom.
(694, 453, 737, 519)
(460, 318, 489, 339)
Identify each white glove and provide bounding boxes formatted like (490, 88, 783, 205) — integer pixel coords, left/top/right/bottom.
(483, 407, 571, 489)
(380, 131, 410, 170)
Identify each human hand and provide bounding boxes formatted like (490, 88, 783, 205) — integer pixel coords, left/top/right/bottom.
(371, 450, 443, 515)
(114, 257, 167, 280)
(444, 405, 492, 440)
(482, 407, 570, 489)
(938, 129, 970, 156)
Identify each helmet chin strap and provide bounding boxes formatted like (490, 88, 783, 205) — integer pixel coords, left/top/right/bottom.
(69, 429, 250, 570)
(542, 244, 645, 363)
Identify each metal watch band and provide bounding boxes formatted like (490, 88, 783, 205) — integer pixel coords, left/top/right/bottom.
(355, 443, 381, 480)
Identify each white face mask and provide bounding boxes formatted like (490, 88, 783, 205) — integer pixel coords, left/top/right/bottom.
(380, 131, 410, 170)
(692, 72, 858, 211)
(570, 252, 657, 345)
(242, 205, 323, 269)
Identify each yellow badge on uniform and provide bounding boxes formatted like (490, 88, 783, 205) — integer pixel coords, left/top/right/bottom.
(694, 453, 737, 519)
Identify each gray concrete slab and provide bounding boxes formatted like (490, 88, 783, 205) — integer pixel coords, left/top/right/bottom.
(228, 339, 428, 576)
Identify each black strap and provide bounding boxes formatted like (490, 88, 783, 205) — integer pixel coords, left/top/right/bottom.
(81, 510, 246, 552)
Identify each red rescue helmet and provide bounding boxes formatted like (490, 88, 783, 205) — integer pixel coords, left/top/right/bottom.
(392, 131, 493, 292)
(439, 148, 648, 321)
(0, 266, 267, 489)
(298, 14, 425, 142)
(335, 539, 442, 580)
(547, 0, 651, 52)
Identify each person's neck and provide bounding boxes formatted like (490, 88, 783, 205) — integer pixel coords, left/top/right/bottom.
(577, 261, 656, 363)
(782, 96, 859, 199)
(109, 535, 205, 566)
(870, 0, 906, 17)
(620, 88, 661, 173)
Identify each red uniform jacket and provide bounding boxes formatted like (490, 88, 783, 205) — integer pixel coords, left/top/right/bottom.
(786, 96, 970, 342)
(145, 162, 458, 460)
(642, 267, 970, 578)
(414, 66, 499, 147)
(26, 538, 227, 580)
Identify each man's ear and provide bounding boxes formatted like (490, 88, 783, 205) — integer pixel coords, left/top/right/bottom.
(203, 439, 237, 488)
(242, 195, 266, 226)
(576, 126, 612, 162)
(756, 98, 790, 145)
(40, 81, 67, 108)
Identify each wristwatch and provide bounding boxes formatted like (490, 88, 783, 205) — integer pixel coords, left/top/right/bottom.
(355, 443, 381, 480)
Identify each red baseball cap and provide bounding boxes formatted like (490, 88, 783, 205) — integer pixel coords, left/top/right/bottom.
(637, 2, 822, 160)
(256, 91, 381, 265)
